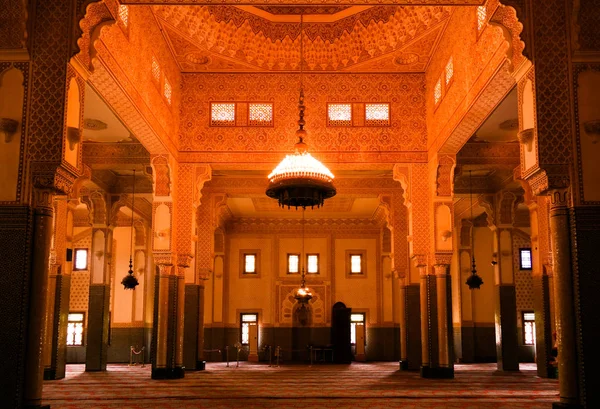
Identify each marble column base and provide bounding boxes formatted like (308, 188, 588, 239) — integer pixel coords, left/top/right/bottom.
(420, 366, 454, 379)
(151, 366, 185, 379)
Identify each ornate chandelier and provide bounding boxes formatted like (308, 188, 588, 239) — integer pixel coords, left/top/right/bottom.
(121, 169, 139, 290)
(266, 15, 336, 210)
(294, 209, 313, 304)
(466, 170, 483, 290)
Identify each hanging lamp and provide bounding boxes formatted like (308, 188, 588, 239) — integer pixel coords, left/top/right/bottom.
(266, 14, 336, 209)
(121, 169, 140, 290)
(294, 208, 313, 304)
(466, 170, 483, 290)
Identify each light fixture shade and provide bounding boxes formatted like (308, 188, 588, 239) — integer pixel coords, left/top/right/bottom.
(266, 141, 336, 209)
(294, 285, 313, 304)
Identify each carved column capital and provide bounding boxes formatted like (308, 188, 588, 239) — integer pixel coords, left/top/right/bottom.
(517, 128, 535, 152)
(433, 253, 452, 268)
(177, 253, 193, 268)
(433, 264, 448, 276)
(412, 254, 428, 269)
(549, 188, 570, 209)
(197, 267, 211, 281)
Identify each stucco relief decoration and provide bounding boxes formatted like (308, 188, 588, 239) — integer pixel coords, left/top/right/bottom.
(75, 1, 115, 71)
(436, 155, 455, 197)
(488, 3, 526, 71)
(280, 285, 325, 326)
(151, 155, 171, 197)
(180, 73, 426, 154)
(154, 6, 450, 72)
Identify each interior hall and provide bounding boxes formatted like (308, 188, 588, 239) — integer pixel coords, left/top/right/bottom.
(0, 1, 598, 408)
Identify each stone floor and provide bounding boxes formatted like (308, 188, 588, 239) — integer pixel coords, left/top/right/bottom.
(43, 362, 559, 408)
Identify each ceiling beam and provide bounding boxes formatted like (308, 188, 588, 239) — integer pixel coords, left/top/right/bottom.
(122, 1, 484, 5)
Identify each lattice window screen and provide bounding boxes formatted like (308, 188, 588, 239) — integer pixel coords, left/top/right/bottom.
(477, 5, 487, 31)
(365, 103, 390, 126)
(327, 103, 352, 126)
(211, 103, 236, 126)
(248, 103, 274, 126)
(118, 5, 129, 27)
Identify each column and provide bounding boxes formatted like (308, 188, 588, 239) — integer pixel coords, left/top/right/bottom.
(23, 187, 55, 408)
(492, 227, 519, 372)
(549, 189, 579, 408)
(397, 275, 422, 370)
(43, 199, 72, 380)
(434, 263, 453, 377)
(417, 259, 438, 377)
(152, 259, 183, 379)
(85, 225, 112, 372)
(526, 194, 555, 378)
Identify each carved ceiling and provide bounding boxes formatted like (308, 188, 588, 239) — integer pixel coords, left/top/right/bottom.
(153, 5, 451, 72)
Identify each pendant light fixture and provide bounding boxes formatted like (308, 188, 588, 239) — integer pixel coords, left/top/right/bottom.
(266, 14, 336, 209)
(122, 169, 140, 290)
(466, 170, 483, 290)
(294, 208, 313, 304)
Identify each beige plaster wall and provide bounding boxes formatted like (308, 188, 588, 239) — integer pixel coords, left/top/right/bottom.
(112, 226, 134, 323)
(334, 238, 379, 325)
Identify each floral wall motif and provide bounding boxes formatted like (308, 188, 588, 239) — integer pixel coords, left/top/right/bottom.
(179, 73, 426, 154)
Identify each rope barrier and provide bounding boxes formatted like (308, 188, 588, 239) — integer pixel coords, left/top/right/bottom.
(129, 346, 145, 367)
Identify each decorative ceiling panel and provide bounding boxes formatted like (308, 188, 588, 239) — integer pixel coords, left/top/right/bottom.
(123, 0, 484, 4)
(253, 6, 353, 15)
(154, 5, 450, 72)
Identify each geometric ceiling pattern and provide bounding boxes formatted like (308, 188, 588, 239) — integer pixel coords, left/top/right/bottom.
(153, 5, 451, 72)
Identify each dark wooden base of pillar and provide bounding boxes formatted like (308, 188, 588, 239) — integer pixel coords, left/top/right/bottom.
(399, 360, 410, 370)
(152, 366, 185, 379)
(43, 368, 56, 380)
(420, 366, 454, 378)
(552, 402, 583, 409)
(185, 361, 206, 371)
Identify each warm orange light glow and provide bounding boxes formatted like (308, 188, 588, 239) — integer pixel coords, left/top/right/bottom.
(268, 151, 334, 184)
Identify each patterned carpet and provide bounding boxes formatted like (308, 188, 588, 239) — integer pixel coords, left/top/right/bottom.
(43, 362, 558, 408)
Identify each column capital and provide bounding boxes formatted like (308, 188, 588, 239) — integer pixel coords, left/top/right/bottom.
(433, 252, 452, 266)
(412, 254, 428, 268)
(434, 264, 449, 276)
(177, 253, 193, 268)
(154, 252, 176, 268)
(549, 188, 570, 209)
(197, 267, 211, 281)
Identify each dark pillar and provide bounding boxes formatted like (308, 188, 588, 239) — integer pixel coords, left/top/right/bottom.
(495, 284, 519, 371)
(402, 283, 422, 370)
(533, 273, 555, 378)
(0, 207, 33, 408)
(550, 190, 581, 409)
(567, 206, 600, 408)
(44, 273, 71, 379)
(151, 264, 184, 379)
(85, 284, 110, 371)
(183, 284, 206, 370)
(24, 189, 54, 408)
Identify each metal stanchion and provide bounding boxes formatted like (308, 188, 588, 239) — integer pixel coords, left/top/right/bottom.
(268, 346, 272, 367)
(309, 345, 313, 367)
(275, 346, 281, 367)
(225, 345, 229, 367)
(129, 346, 145, 367)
